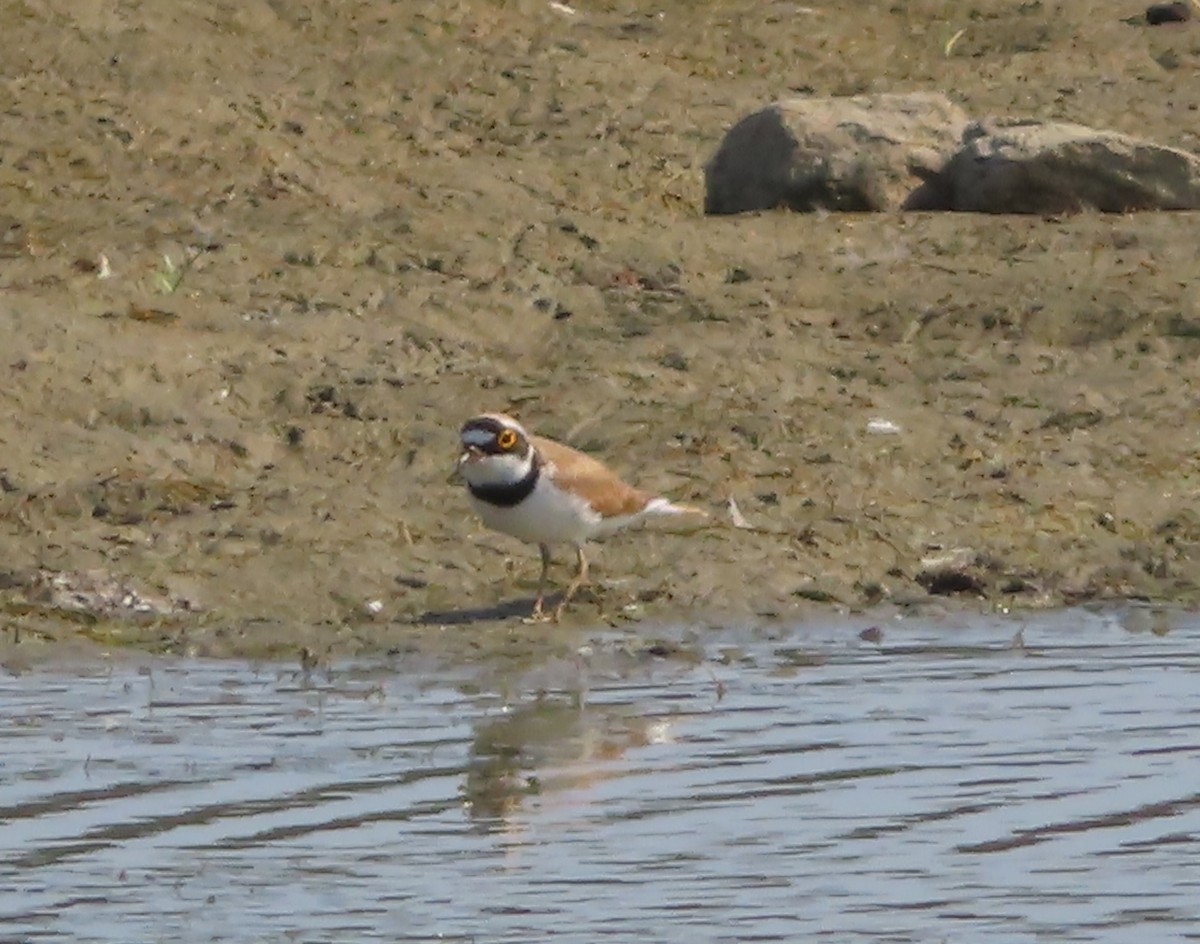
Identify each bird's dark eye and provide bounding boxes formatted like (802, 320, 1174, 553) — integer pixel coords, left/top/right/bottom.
(497, 429, 518, 450)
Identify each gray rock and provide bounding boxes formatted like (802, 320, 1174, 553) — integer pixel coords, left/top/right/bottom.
(706, 96, 1200, 216)
(944, 118, 1200, 213)
(704, 92, 969, 214)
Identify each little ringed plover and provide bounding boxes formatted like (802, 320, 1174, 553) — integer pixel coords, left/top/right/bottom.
(457, 412, 705, 622)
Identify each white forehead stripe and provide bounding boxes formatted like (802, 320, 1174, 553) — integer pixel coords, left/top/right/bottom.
(462, 428, 497, 447)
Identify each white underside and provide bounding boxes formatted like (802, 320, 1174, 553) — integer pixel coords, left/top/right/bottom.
(469, 474, 681, 547)
(470, 473, 600, 546)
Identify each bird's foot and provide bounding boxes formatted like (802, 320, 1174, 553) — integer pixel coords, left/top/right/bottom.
(522, 599, 555, 625)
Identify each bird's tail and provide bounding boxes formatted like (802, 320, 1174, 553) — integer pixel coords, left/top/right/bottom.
(645, 497, 709, 518)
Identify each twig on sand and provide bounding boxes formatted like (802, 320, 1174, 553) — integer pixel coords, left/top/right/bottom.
(944, 28, 966, 57)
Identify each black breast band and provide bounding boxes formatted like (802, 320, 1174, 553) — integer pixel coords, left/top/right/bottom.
(468, 459, 540, 508)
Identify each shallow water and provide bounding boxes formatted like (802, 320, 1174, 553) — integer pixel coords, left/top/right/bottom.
(2, 607, 1199, 943)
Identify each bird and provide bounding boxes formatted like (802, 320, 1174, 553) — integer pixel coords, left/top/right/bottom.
(456, 412, 706, 622)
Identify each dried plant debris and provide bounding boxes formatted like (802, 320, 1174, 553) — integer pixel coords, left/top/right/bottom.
(1, 569, 199, 624)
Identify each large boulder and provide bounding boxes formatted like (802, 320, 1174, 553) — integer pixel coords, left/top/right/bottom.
(703, 92, 969, 214)
(705, 96, 1200, 216)
(944, 118, 1200, 213)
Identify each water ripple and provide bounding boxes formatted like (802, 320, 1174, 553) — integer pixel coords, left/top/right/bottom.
(1, 607, 1199, 942)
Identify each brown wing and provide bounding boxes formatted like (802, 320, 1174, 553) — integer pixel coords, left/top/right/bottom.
(532, 435, 653, 519)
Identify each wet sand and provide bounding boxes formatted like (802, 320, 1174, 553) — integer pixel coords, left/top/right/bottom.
(0, 1, 1197, 661)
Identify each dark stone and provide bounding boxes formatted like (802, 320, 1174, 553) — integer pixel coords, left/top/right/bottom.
(1146, 3, 1191, 24)
(917, 568, 987, 597)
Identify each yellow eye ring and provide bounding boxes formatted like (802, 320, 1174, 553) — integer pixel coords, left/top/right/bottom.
(497, 429, 518, 450)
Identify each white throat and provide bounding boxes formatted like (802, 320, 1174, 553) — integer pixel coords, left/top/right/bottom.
(460, 451, 535, 488)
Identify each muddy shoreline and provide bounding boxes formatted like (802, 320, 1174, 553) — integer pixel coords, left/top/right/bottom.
(1, 1, 1197, 662)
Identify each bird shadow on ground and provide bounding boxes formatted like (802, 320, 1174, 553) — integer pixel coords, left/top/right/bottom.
(408, 597, 544, 626)
(408, 586, 611, 626)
